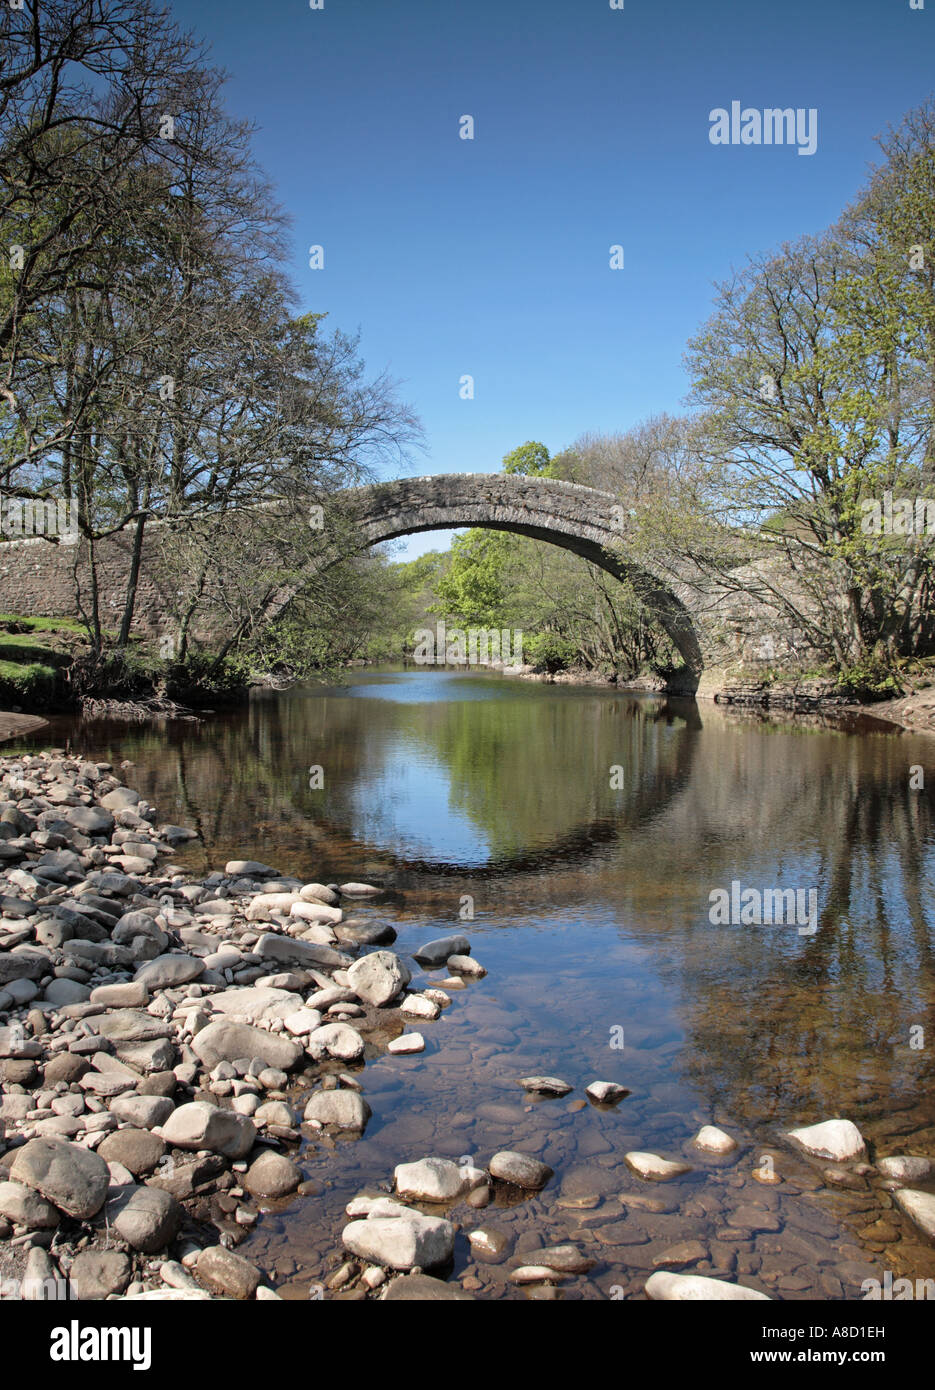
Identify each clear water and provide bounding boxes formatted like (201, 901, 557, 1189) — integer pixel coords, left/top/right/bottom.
(16, 668, 935, 1299)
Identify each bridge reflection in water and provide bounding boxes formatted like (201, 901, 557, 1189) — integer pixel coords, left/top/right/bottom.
(18, 668, 935, 1298)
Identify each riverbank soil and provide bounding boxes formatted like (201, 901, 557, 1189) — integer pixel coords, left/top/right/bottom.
(860, 687, 935, 737)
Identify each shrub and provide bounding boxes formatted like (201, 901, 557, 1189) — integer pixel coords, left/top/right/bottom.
(524, 632, 578, 674)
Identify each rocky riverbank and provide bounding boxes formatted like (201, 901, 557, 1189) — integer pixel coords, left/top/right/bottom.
(1, 751, 934, 1302)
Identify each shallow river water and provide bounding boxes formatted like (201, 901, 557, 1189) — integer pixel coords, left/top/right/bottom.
(18, 668, 935, 1299)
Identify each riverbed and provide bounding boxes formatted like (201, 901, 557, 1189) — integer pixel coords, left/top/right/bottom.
(12, 667, 935, 1299)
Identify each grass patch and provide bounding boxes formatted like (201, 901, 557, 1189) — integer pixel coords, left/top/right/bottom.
(0, 635, 71, 667)
(0, 612, 86, 634)
(0, 659, 61, 707)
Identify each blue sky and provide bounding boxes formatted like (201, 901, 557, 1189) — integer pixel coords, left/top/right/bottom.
(171, 0, 934, 557)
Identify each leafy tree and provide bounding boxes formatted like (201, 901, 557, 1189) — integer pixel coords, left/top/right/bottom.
(502, 440, 552, 476)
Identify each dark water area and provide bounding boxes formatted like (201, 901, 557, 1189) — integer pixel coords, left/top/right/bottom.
(15, 668, 935, 1299)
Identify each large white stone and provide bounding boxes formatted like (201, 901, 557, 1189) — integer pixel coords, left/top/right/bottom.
(692, 1125, 738, 1155)
(394, 1157, 482, 1203)
(786, 1118, 865, 1161)
(342, 1214, 455, 1270)
(304, 1090, 371, 1130)
(208, 985, 304, 1024)
(893, 1188, 935, 1240)
(306, 1022, 365, 1062)
(625, 1151, 693, 1181)
(289, 901, 343, 925)
(646, 1271, 771, 1301)
(158, 1101, 256, 1159)
(346, 950, 410, 1006)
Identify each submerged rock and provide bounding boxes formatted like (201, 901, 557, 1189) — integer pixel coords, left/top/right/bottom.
(387, 1032, 425, 1054)
(877, 1155, 934, 1184)
(381, 1273, 474, 1300)
(518, 1076, 573, 1097)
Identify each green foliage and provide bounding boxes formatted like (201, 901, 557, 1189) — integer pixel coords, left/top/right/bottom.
(524, 632, 578, 673)
(503, 440, 553, 476)
(0, 636, 70, 667)
(0, 613, 86, 634)
(431, 530, 514, 628)
(67, 649, 249, 707)
(833, 660, 902, 700)
(0, 660, 59, 707)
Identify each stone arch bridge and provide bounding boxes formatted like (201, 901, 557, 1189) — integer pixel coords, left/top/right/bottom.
(273, 473, 703, 688)
(0, 473, 704, 690)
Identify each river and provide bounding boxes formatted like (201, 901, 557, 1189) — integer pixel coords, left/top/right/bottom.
(17, 667, 935, 1299)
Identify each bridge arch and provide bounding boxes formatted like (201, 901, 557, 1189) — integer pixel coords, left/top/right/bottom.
(276, 474, 703, 689)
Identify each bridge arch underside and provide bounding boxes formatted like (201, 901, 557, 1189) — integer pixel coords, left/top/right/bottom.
(338, 509, 703, 692)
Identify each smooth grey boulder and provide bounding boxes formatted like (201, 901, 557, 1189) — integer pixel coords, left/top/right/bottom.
(65, 805, 114, 836)
(0, 1179, 60, 1229)
(43, 978, 91, 1006)
(134, 953, 205, 990)
(488, 1151, 553, 1190)
(342, 1213, 455, 1270)
(95, 1009, 173, 1044)
(114, 1186, 182, 1253)
(190, 1019, 303, 1071)
(110, 1094, 174, 1130)
(159, 1101, 256, 1159)
(100, 787, 141, 811)
(68, 1250, 131, 1299)
(412, 935, 470, 967)
(253, 932, 350, 970)
(10, 1137, 109, 1219)
(243, 1150, 302, 1198)
(304, 1089, 371, 1130)
(111, 911, 168, 958)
